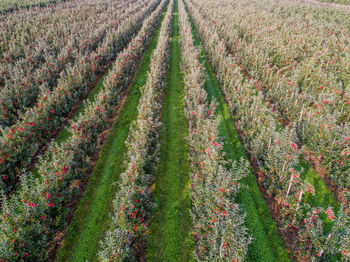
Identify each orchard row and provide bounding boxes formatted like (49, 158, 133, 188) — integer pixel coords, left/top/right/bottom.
(0, 0, 349, 261)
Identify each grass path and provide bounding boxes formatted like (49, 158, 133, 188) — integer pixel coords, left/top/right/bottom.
(184, 4, 291, 262)
(146, 1, 194, 261)
(54, 7, 167, 261)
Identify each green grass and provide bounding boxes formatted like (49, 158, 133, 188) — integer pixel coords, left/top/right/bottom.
(184, 4, 291, 262)
(54, 8, 168, 262)
(299, 158, 340, 245)
(146, 1, 194, 261)
(202, 55, 290, 262)
(300, 159, 339, 213)
(300, 161, 340, 262)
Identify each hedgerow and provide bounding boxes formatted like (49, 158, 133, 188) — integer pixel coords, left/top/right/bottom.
(97, 1, 173, 261)
(0, 1, 167, 260)
(179, 0, 251, 260)
(185, 0, 349, 259)
(0, 0, 161, 193)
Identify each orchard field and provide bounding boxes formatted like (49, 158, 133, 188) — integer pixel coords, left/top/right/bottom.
(0, 0, 349, 261)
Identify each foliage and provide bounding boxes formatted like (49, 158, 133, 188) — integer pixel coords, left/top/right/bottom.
(189, 0, 350, 201)
(185, 0, 349, 259)
(97, 1, 172, 260)
(0, 0, 161, 193)
(179, 0, 251, 260)
(0, 1, 167, 260)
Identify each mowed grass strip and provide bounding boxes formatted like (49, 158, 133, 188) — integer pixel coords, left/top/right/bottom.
(54, 8, 168, 262)
(146, 1, 194, 261)
(184, 4, 291, 262)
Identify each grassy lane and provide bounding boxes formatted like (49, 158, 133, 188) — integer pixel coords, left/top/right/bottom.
(54, 8, 168, 262)
(146, 1, 194, 261)
(185, 5, 291, 262)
